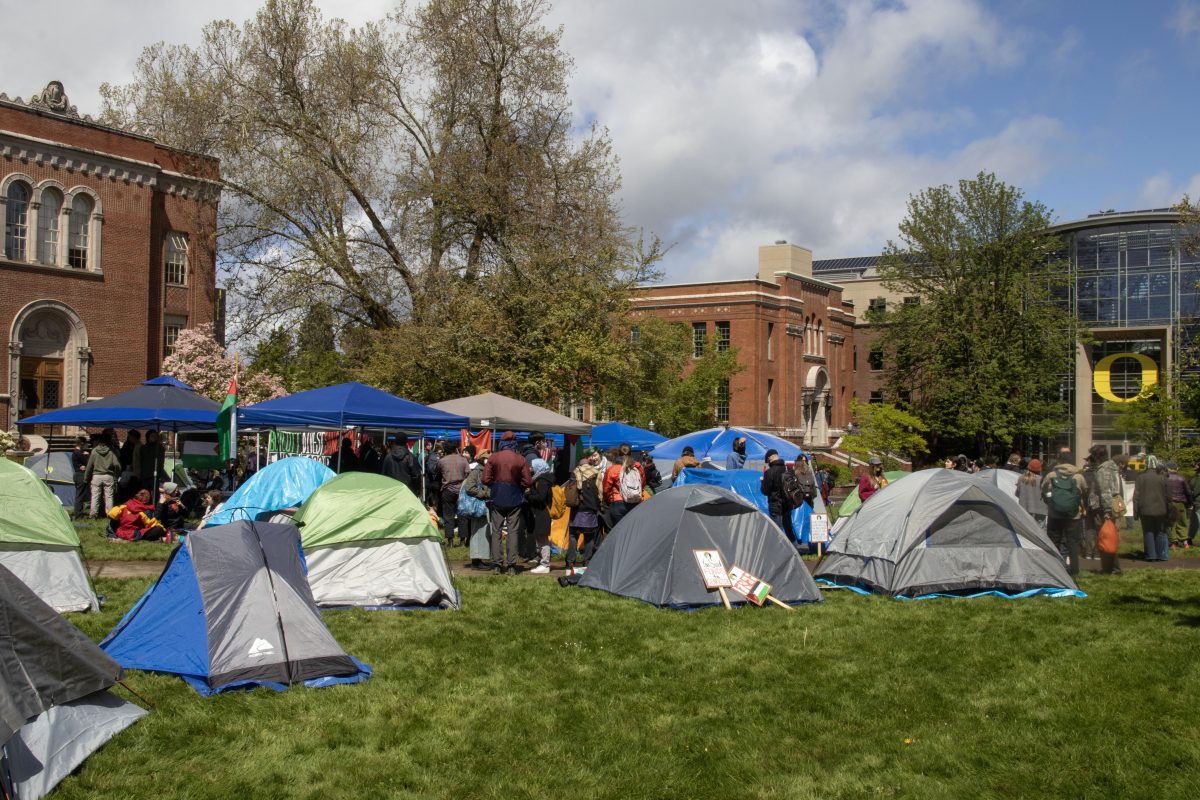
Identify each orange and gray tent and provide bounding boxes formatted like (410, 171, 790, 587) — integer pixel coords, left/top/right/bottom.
(815, 469, 1083, 598)
(0, 563, 145, 800)
(579, 484, 823, 608)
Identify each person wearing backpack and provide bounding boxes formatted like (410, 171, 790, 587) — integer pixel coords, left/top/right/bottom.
(759, 450, 788, 532)
(1133, 455, 1170, 562)
(1040, 449, 1088, 575)
(603, 450, 646, 529)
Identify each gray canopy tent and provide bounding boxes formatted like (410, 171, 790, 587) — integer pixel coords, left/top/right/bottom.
(815, 468, 1083, 598)
(429, 392, 592, 435)
(579, 484, 823, 608)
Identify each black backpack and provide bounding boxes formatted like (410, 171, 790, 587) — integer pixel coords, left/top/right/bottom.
(780, 469, 807, 507)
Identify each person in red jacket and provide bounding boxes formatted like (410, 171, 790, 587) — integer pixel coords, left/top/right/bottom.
(110, 488, 169, 541)
(602, 444, 647, 530)
(856, 457, 887, 504)
(483, 432, 532, 574)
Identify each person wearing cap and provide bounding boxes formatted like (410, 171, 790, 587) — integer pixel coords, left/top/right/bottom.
(759, 449, 788, 531)
(483, 432, 532, 574)
(672, 446, 699, 481)
(1016, 458, 1048, 527)
(857, 457, 887, 504)
(1133, 455, 1170, 561)
(725, 437, 748, 470)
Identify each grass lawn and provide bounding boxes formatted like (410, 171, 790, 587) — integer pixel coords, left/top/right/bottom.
(56, 568, 1200, 800)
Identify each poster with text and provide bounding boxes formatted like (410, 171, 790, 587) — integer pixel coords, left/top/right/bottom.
(809, 513, 830, 544)
(728, 566, 772, 606)
(693, 549, 731, 588)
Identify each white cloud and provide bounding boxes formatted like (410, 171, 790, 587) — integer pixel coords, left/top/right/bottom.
(1170, 0, 1200, 39)
(1139, 172, 1200, 206)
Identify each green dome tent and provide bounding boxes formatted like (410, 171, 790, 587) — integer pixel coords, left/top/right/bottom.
(837, 470, 907, 518)
(291, 473, 459, 609)
(0, 459, 97, 612)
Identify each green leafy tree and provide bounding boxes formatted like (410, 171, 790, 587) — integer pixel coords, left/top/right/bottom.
(1111, 383, 1196, 459)
(102, 0, 659, 408)
(841, 399, 928, 470)
(876, 171, 1080, 457)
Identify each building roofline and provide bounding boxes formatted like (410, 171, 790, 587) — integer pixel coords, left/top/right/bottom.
(1046, 209, 1182, 234)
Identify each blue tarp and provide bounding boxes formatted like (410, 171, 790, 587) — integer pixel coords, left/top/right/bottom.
(649, 427, 804, 464)
(203, 456, 334, 527)
(589, 422, 667, 451)
(674, 468, 812, 544)
(238, 382, 468, 430)
(815, 579, 1087, 600)
(18, 376, 219, 431)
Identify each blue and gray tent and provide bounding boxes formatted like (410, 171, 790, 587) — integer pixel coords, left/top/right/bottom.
(202, 456, 334, 528)
(100, 521, 370, 695)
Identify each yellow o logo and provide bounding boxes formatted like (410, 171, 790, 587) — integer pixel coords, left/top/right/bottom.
(1094, 353, 1158, 403)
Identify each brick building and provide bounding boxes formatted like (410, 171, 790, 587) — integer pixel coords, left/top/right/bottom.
(1, 81, 220, 433)
(630, 242, 857, 449)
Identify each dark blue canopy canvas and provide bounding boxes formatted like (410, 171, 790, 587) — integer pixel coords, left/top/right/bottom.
(238, 382, 468, 430)
(17, 377, 219, 431)
(649, 426, 804, 463)
(100, 521, 370, 695)
(674, 467, 813, 544)
(589, 422, 667, 451)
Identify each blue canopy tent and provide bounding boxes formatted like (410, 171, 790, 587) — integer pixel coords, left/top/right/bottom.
(674, 467, 813, 545)
(237, 382, 469, 431)
(17, 376, 219, 431)
(589, 421, 666, 452)
(649, 426, 803, 465)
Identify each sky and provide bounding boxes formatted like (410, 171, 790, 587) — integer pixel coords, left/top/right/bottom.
(3, 0, 1200, 282)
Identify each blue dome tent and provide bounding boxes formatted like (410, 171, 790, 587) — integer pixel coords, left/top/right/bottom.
(202, 456, 334, 528)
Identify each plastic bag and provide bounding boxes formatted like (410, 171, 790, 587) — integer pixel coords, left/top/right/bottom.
(1097, 518, 1120, 555)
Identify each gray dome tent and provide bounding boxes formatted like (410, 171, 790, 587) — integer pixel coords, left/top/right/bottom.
(815, 469, 1082, 598)
(579, 484, 823, 608)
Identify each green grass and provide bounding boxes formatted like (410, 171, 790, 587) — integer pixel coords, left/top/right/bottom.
(55, 569, 1200, 800)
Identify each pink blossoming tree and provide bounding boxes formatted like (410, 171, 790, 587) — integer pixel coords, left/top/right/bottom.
(162, 323, 287, 404)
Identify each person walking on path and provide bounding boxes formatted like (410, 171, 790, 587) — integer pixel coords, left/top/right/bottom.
(1133, 455, 1170, 562)
(1016, 458, 1048, 528)
(1041, 449, 1088, 576)
(1094, 451, 1127, 574)
(84, 433, 122, 518)
(1165, 461, 1192, 550)
(483, 432, 532, 574)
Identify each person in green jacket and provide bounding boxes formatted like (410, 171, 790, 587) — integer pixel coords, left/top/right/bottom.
(83, 434, 122, 518)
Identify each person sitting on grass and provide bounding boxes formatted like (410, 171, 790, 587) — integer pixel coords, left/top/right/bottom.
(108, 488, 169, 541)
(156, 482, 188, 535)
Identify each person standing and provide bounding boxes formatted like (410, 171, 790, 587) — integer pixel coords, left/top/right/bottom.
(358, 434, 382, 474)
(1081, 448, 1105, 560)
(1134, 456, 1170, 561)
(759, 450, 788, 531)
(437, 441, 470, 546)
(380, 436, 421, 496)
(483, 432, 532, 574)
(84, 433, 122, 518)
(671, 446, 699, 481)
(1189, 460, 1200, 549)
(1042, 449, 1088, 576)
(119, 430, 140, 472)
(459, 449, 491, 569)
(1094, 452, 1127, 574)
(1165, 461, 1192, 550)
(1016, 458, 1048, 528)
(857, 457, 887, 504)
(526, 458, 554, 574)
(725, 437, 748, 470)
(566, 448, 605, 570)
(602, 449, 646, 530)
(423, 440, 442, 510)
(133, 430, 166, 493)
(70, 436, 91, 517)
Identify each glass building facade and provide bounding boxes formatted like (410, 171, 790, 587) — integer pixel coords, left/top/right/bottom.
(1051, 210, 1200, 455)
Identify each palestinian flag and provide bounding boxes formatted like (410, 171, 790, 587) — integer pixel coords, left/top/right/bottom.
(217, 378, 238, 462)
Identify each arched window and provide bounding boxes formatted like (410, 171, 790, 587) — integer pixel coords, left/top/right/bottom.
(37, 188, 62, 265)
(5, 181, 31, 261)
(817, 321, 824, 356)
(68, 194, 92, 269)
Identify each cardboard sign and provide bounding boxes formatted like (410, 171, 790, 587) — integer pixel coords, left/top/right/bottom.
(693, 549, 731, 588)
(809, 513, 830, 544)
(728, 566, 772, 606)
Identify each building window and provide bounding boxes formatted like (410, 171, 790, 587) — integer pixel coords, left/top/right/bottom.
(903, 296, 920, 306)
(868, 297, 887, 316)
(692, 322, 707, 358)
(766, 379, 774, 424)
(853, 346, 857, 371)
(816, 321, 824, 356)
(767, 322, 774, 360)
(868, 347, 883, 371)
(630, 326, 640, 343)
(164, 315, 187, 357)
(68, 194, 92, 269)
(715, 380, 730, 422)
(37, 188, 61, 265)
(165, 232, 189, 286)
(715, 321, 731, 352)
(869, 391, 883, 404)
(5, 181, 30, 261)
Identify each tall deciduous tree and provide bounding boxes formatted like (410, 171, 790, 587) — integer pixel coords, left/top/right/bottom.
(1111, 384, 1196, 459)
(102, 0, 659, 408)
(876, 172, 1080, 456)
